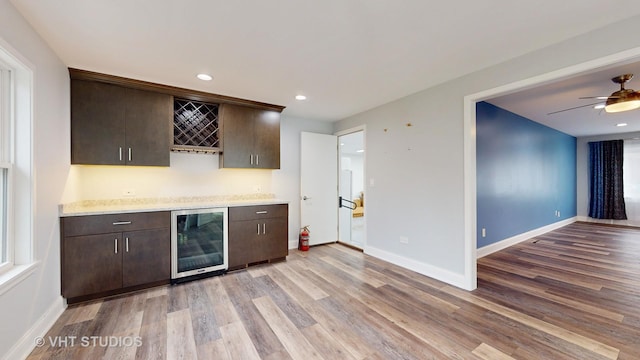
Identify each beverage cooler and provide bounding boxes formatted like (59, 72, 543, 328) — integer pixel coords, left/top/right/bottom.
(171, 207, 228, 282)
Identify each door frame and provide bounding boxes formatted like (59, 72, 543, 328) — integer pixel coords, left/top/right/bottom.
(463, 47, 640, 291)
(335, 125, 367, 249)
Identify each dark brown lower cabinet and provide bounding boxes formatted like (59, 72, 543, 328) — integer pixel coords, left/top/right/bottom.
(122, 228, 171, 288)
(63, 233, 123, 298)
(61, 212, 170, 303)
(228, 204, 288, 269)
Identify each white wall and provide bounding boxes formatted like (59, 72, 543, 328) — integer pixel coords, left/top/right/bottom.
(62, 115, 333, 248)
(335, 14, 640, 288)
(0, 0, 70, 358)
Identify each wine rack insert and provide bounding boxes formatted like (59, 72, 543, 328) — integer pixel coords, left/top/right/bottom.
(173, 98, 220, 153)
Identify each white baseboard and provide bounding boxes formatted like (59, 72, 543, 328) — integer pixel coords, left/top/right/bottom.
(2, 296, 66, 360)
(289, 239, 298, 249)
(364, 245, 469, 290)
(477, 217, 577, 258)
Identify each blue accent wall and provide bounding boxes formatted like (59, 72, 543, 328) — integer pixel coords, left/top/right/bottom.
(476, 102, 577, 249)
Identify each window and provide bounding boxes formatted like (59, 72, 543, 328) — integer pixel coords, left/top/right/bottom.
(623, 139, 640, 223)
(0, 40, 33, 282)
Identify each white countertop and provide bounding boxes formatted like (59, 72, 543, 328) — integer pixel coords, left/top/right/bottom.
(60, 194, 288, 217)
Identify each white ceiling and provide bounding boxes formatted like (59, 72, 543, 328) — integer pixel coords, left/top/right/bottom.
(10, 0, 640, 123)
(488, 60, 640, 137)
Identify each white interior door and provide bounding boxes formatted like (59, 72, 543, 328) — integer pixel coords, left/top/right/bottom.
(339, 169, 352, 244)
(301, 132, 338, 245)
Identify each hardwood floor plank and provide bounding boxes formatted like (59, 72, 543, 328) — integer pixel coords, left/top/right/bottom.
(273, 261, 329, 300)
(478, 267, 624, 322)
(253, 296, 324, 360)
(472, 343, 515, 360)
(28, 221, 640, 360)
(166, 308, 198, 360)
(185, 280, 221, 345)
(300, 323, 358, 360)
(196, 338, 230, 360)
(221, 272, 288, 358)
(441, 285, 620, 359)
(219, 322, 261, 360)
(65, 302, 101, 325)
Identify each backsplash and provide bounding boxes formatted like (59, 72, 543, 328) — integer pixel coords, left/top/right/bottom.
(61, 152, 274, 203)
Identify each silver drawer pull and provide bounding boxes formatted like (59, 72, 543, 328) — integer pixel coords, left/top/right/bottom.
(125, 237, 129, 252)
(257, 224, 260, 235)
(256, 211, 268, 214)
(112, 221, 132, 226)
(115, 239, 118, 254)
(262, 223, 266, 234)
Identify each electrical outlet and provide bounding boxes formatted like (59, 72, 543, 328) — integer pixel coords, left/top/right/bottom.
(123, 189, 136, 197)
(557, 210, 560, 217)
(254, 185, 262, 193)
(399, 236, 409, 244)
(481, 228, 486, 238)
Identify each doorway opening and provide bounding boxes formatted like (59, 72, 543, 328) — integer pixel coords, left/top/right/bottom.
(337, 129, 365, 250)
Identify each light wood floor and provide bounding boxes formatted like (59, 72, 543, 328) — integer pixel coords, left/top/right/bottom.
(28, 222, 640, 359)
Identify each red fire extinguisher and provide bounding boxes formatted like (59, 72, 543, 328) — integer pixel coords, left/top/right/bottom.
(299, 226, 310, 251)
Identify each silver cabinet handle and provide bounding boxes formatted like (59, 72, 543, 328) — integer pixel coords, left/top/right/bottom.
(250, 154, 254, 165)
(119, 147, 123, 161)
(262, 223, 266, 234)
(112, 221, 132, 226)
(125, 237, 129, 252)
(256, 211, 268, 214)
(256, 154, 259, 165)
(128, 148, 132, 162)
(257, 223, 260, 235)
(115, 239, 118, 254)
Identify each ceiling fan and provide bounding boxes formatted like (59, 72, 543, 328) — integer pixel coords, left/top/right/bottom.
(548, 74, 640, 115)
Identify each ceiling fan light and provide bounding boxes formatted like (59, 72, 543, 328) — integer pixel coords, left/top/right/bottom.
(605, 90, 640, 113)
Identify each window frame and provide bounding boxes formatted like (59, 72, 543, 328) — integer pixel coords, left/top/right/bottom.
(0, 38, 34, 285)
(0, 63, 14, 274)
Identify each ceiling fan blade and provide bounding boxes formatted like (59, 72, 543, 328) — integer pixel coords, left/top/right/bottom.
(578, 96, 620, 99)
(547, 102, 602, 115)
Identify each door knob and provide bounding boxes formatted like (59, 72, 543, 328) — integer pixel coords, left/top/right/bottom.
(302, 196, 311, 200)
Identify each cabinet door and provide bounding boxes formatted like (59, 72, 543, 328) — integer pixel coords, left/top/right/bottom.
(228, 220, 259, 268)
(258, 217, 288, 260)
(125, 88, 172, 166)
(62, 233, 123, 298)
(254, 110, 281, 169)
(220, 104, 256, 168)
(71, 80, 127, 165)
(122, 228, 171, 287)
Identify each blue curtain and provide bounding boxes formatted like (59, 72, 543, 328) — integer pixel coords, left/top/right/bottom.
(588, 140, 627, 219)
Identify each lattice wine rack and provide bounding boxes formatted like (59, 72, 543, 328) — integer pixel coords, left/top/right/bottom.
(172, 98, 220, 153)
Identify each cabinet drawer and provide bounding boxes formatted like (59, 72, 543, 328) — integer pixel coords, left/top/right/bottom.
(62, 211, 170, 237)
(228, 204, 287, 221)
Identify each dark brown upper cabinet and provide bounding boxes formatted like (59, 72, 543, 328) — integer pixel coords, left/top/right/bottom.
(220, 104, 281, 169)
(71, 79, 172, 166)
(69, 68, 285, 167)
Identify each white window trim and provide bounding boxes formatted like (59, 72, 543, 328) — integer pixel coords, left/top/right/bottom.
(0, 36, 35, 290)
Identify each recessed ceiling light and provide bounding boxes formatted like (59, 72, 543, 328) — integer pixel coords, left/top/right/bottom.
(197, 73, 213, 81)
(356, 149, 364, 153)
(594, 104, 606, 109)
(617, 123, 628, 127)
(295, 95, 307, 100)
